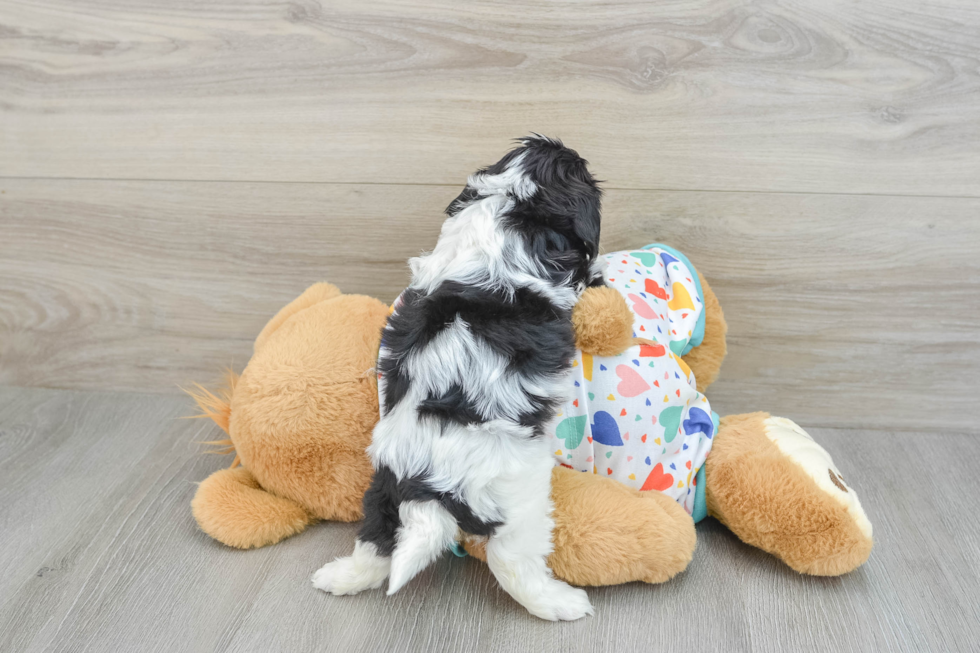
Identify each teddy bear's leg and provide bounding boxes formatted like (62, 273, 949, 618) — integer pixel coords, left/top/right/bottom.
(705, 412, 873, 575)
(192, 467, 313, 549)
(463, 466, 697, 586)
(252, 282, 342, 354)
(548, 466, 697, 585)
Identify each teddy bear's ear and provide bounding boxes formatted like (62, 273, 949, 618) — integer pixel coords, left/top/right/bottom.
(572, 286, 634, 357)
(253, 283, 343, 354)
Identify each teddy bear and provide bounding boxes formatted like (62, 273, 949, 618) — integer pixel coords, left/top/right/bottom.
(189, 245, 873, 586)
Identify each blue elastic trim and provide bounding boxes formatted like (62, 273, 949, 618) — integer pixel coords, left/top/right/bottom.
(642, 243, 706, 356)
(692, 466, 708, 523)
(691, 411, 719, 523)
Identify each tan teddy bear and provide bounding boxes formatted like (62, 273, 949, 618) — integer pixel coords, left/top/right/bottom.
(190, 267, 872, 585)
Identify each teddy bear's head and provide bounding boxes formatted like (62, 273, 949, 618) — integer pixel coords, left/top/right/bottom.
(229, 291, 390, 521)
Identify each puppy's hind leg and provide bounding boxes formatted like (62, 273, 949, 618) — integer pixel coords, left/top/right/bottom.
(387, 500, 459, 595)
(311, 539, 391, 596)
(312, 466, 400, 595)
(485, 456, 593, 621)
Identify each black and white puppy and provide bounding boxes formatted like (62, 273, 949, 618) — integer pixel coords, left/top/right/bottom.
(312, 136, 602, 621)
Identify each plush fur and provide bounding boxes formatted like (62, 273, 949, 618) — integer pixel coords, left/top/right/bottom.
(192, 467, 311, 549)
(463, 466, 696, 586)
(313, 136, 602, 621)
(189, 255, 873, 587)
(684, 274, 728, 393)
(706, 412, 873, 575)
(571, 285, 634, 357)
(190, 287, 390, 549)
(253, 282, 342, 354)
(569, 273, 728, 388)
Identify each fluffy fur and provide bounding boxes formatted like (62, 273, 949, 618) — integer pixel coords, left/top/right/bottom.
(312, 136, 602, 620)
(706, 412, 873, 575)
(192, 467, 311, 548)
(683, 274, 728, 392)
(571, 285, 635, 357)
(189, 254, 872, 584)
(569, 273, 728, 386)
(463, 465, 697, 586)
(189, 286, 391, 549)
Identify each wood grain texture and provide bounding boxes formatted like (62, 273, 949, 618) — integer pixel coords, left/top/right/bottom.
(0, 386, 977, 652)
(3, 0, 980, 195)
(2, 178, 978, 431)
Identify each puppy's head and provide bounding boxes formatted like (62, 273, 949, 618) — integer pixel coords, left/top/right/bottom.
(446, 135, 602, 287)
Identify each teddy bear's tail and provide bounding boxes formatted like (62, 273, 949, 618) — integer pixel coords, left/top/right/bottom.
(185, 370, 240, 467)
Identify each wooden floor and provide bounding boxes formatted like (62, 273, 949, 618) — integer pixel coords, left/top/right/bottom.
(0, 386, 977, 652)
(2, 0, 979, 650)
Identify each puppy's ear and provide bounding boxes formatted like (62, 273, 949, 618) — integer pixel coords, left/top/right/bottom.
(570, 184, 602, 259)
(527, 136, 602, 257)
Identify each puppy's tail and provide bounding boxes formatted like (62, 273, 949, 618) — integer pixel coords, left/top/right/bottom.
(386, 501, 460, 595)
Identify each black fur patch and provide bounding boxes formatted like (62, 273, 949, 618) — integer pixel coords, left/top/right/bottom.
(380, 281, 577, 432)
(364, 136, 602, 553)
(358, 465, 501, 555)
(378, 136, 600, 434)
(357, 465, 403, 556)
(417, 384, 485, 426)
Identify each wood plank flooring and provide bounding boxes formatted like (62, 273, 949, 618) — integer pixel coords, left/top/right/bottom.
(3, 0, 980, 195)
(2, 179, 978, 431)
(0, 386, 977, 652)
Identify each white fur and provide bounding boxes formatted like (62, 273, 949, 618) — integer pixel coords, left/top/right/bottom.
(314, 153, 592, 620)
(311, 541, 391, 595)
(408, 193, 577, 310)
(386, 501, 459, 595)
(483, 438, 593, 621)
(401, 317, 571, 424)
(468, 151, 538, 200)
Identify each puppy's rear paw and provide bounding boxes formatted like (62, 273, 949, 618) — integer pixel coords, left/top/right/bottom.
(525, 579, 594, 621)
(311, 556, 388, 596)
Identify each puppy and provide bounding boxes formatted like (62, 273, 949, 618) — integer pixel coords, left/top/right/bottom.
(312, 135, 602, 621)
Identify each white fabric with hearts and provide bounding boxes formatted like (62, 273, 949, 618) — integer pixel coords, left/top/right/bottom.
(548, 244, 717, 519)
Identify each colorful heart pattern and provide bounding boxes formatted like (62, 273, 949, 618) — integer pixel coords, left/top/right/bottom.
(555, 415, 587, 450)
(615, 365, 650, 397)
(542, 246, 714, 518)
(591, 411, 623, 446)
(659, 405, 683, 443)
(627, 293, 657, 319)
(683, 407, 714, 439)
(644, 277, 669, 300)
(640, 463, 674, 492)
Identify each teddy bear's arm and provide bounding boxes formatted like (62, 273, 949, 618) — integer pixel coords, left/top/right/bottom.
(681, 273, 727, 393)
(571, 286, 634, 356)
(572, 273, 728, 393)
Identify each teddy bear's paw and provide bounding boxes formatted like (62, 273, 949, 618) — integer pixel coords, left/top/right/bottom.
(311, 544, 391, 596)
(520, 578, 594, 621)
(763, 416, 872, 540)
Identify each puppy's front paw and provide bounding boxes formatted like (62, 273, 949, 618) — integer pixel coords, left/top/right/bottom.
(525, 578, 594, 621)
(311, 556, 387, 596)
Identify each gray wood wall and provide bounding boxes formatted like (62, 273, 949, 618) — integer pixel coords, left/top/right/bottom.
(2, 0, 978, 433)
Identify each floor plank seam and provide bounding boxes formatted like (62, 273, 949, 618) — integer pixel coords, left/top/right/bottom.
(3, 175, 979, 200)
